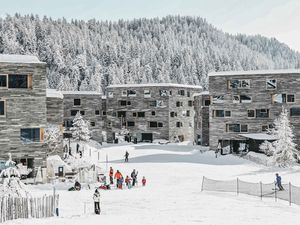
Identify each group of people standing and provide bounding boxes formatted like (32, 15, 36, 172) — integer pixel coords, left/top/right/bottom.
(109, 167, 146, 189)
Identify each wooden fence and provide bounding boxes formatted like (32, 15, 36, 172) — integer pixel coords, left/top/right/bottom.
(0, 195, 58, 223)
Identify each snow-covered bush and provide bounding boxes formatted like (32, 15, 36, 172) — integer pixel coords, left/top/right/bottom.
(259, 141, 274, 156)
(44, 124, 62, 155)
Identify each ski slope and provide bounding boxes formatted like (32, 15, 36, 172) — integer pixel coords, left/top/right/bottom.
(6, 143, 300, 225)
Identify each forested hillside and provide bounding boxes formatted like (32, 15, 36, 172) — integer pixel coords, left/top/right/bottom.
(0, 14, 299, 92)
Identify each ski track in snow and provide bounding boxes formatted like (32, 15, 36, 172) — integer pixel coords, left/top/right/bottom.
(5, 143, 300, 225)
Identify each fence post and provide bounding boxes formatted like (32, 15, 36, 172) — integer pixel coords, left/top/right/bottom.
(201, 176, 205, 192)
(289, 182, 291, 206)
(237, 178, 239, 196)
(260, 181, 262, 200)
(274, 183, 277, 202)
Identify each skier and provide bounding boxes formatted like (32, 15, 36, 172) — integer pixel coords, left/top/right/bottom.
(114, 170, 123, 189)
(124, 151, 129, 162)
(109, 167, 114, 185)
(93, 189, 101, 214)
(275, 173, 284, 191)
(131, 169, 138, 186)
(142, 176, 146, 186)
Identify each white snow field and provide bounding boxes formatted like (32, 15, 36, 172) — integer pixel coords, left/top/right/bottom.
(6, 143, 300, 225)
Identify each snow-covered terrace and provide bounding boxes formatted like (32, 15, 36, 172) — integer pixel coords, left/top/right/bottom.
(0, 54, 44, 64)
(107, 83, 202, 89)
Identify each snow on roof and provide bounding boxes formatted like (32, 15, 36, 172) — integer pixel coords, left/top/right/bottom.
(239, 133, 277, 140)
(0, 54, 43, 64)
(46, 89, 64, 99)
(209, 69, 300, 77)
(107, 83, 202, 89)
(60, 91, 102, 96)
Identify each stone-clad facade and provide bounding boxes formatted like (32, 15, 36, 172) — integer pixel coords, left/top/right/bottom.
(105, 84, 202, 142)
(61, 91, 103, 143)
(209, 69, 300, 152)
(194, 92, 210, 146)
(0, 55, 47, 169)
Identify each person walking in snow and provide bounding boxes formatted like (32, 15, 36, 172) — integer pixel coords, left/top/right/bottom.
(275, 173, 284, 191)
(124, 151, 129, 162)
(131, 169, 138, 187)
(93, 189, 101, 214)
(125, 175, 132, 189)
(109, 167, 114, 185)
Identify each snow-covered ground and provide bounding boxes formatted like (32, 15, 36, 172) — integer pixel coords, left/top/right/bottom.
(5, 143, 300, 225)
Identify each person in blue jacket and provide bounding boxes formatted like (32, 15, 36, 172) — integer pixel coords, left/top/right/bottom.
(275, 173, 284, 191)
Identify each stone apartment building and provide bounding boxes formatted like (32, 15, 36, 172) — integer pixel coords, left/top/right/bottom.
(105, 83, 202, 142)
(0, 54, 47, 170)
(209, 69, 300, 152)
(194, 92, 210, 146)
(61, 91, 103, 143)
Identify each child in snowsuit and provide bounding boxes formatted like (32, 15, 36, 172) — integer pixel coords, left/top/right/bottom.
(93, 189, 101, 214)
(142, 176, 146, 186)
(125, 175, 132, 189)
(109, 167, 114, 185)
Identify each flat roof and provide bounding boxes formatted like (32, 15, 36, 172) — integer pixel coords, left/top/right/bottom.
(107, 83, 202, 89)
(46, 89, 64, 99)
(60, 91, 102, 96)
(0, 54, 43, 64)
(209, 69, 300, 77)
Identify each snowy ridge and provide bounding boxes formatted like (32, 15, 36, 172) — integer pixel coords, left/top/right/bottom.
(209, 69, 300, 76)
(0, 54, 43, 64)
(107, 83, 202, 89)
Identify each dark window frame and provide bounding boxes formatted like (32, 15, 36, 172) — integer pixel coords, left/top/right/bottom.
(74, 99, 81, 106)
(20, 128, 41, 143)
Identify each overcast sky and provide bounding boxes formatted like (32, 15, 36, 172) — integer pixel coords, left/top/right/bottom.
(1, 0, 300, 51)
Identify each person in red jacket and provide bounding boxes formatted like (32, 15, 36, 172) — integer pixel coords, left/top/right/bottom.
(142, 176, 146, 186)
(114, 170, 123, 189)
(109, 167, 114, 185)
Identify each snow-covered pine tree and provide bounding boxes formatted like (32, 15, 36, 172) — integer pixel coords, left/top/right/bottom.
(44, 124, 62, 155)
(270, 107, 300, 166)
(70, 112, 91, 144)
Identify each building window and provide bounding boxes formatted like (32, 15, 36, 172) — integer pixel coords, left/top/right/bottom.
(187, 91, 190, 97)
(102, 111, 107, 116)
(287, 94, 295, 103)
(204, 100, 210, 106)
(71, 110, 79, 116)
(170, 112, 177, 117)
(127, 121, 135, 127)
(133, 112, 137, 117)
(95, 110, 100, 115)
(151, 111, 155, 116)
(212, 95, 224, 103)
(266, 79, 277, 90)
(20, 128, 41, 143)
(290, 107, 300, 116)
(112, 112, 117, 117)
(262, 125, 268, 132)
(160, 90, 169, 97)
(8, 74, 32, 89)
(74, 99, 81, 106)
(176, 122, 183, 127)
(228, 79, 250, 89)
(225, 111, 231, 117)
(149, 121, 158, 127)
(0, 74, 7, 88)
(247, 110, 255, 118)
(90, 122, 95, 127)
(233, 95, 252, 103)
(226, 124, 240, 133)
(117, 111, 126, 117)
(127, 90, 136, 97)
(119, 100, 127, 106)
(158, 122, 163, 127)
(122, 90, 127, 97)
(186, 110, 190, 117)
(138, 112, 145, 117)
(188, 100, 193, 107)
(256, 109, 269, 118)
(176, 101, 183, 107)
(178, 90, 185, 96)
(64, 119, 73, 128)
(80, 111, 85, 115)
(144, 90, 151, 98)
(149, 101, 156, 107)
(215, 110, 224, 117)
(108, 91, 113, 98)
(241, 125, 248, 133)
(0, 100, 5, 116)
